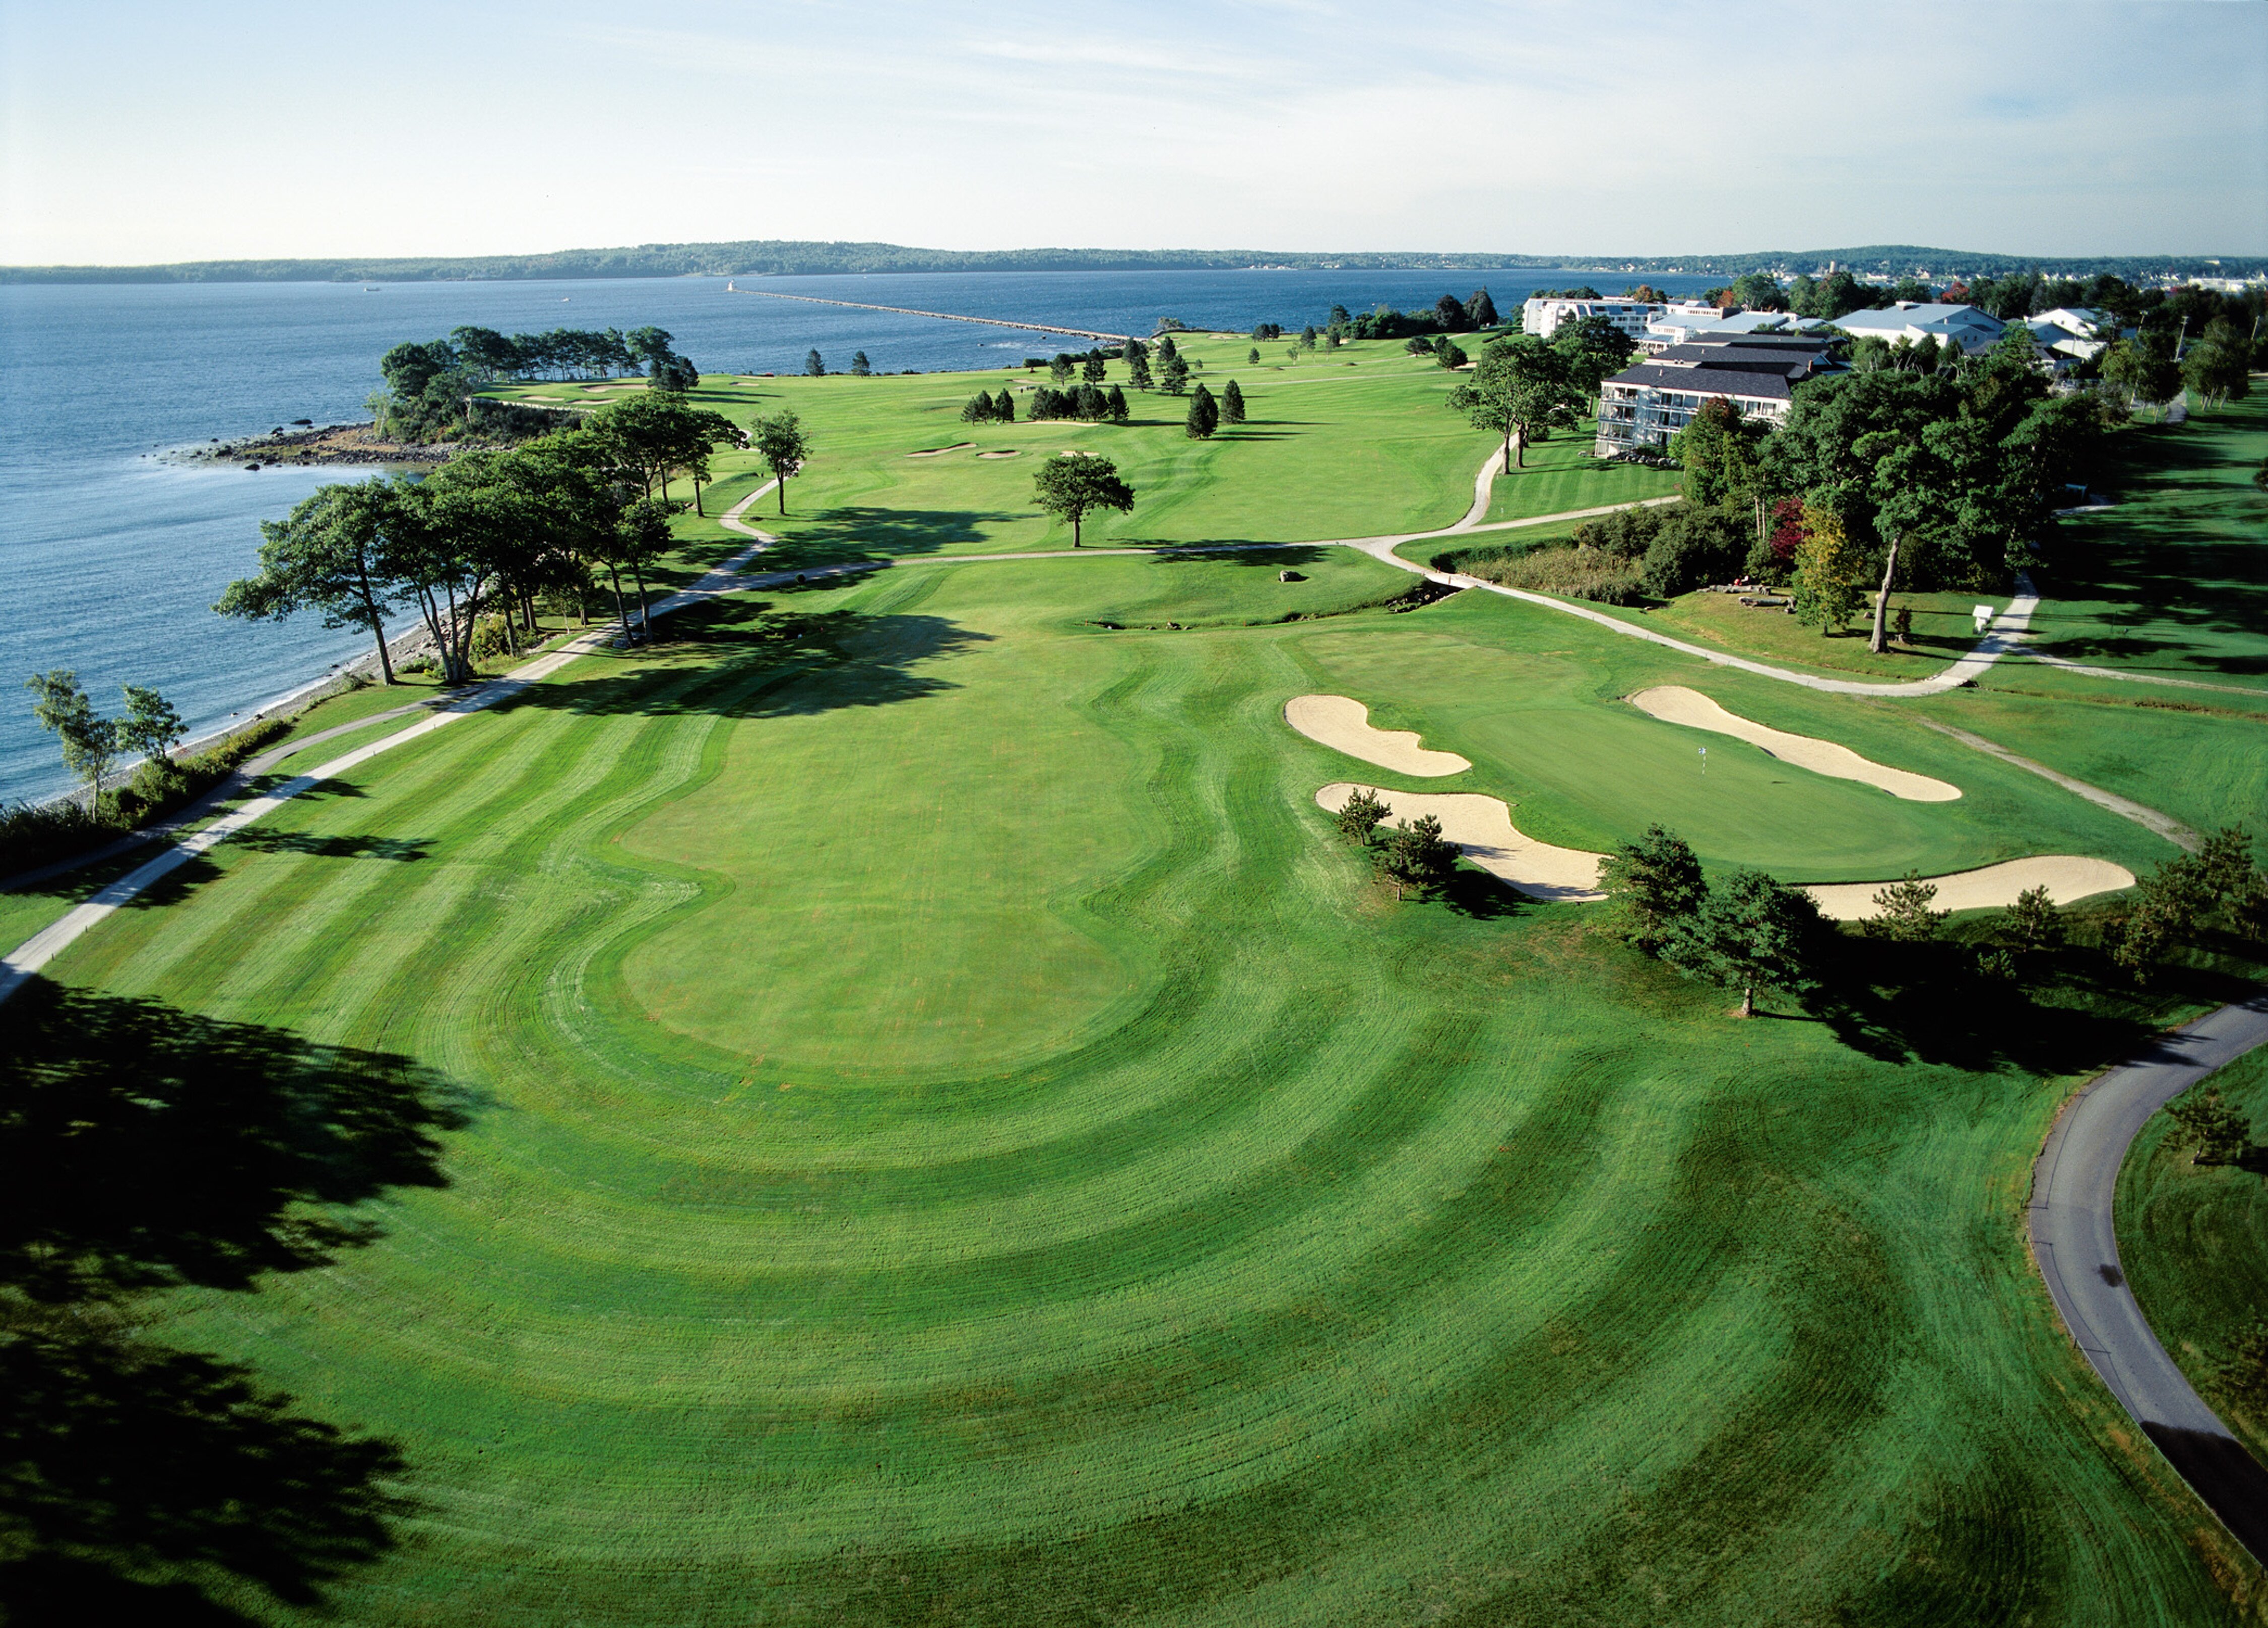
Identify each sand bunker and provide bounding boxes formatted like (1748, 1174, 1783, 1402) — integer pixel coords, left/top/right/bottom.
(1805, 857, 2133, 921)
(977, 449, 1021, 459)
(1627, 686, 1960, 802)
(907, 442, 976, 458)
(1316, 783, 1605, 902)
(1286, 696, 1471, 777)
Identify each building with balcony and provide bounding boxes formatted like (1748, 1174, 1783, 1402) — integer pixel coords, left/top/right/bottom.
(1593, 336, 1837, 457)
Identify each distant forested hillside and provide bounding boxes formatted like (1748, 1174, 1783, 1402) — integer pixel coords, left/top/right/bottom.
(2, 239, 2259, 284)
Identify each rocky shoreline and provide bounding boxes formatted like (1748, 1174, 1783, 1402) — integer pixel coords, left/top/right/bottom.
(176, 421, 466, 470)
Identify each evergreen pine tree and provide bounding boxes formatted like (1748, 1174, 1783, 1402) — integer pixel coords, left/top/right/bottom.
(960, 392, 994, 423)
(1161, 354, 1190, 396)
(1127, 346, 1153, 390)
(1105, 385, 1129, 422)
(1155, 334, 1179, 364)
(993, 388, 1016, 421)
(804, 349, 826, 377)
(1466, 288, 1499, 327)
(1075, 382, 1107, 421)
(1247, 347, 1261, 364)
(1082, 355, 1106, 384)
(1221, 379, 1245, 424)
(850, 351, 872, 376)
(1185, 383, 1219, 439)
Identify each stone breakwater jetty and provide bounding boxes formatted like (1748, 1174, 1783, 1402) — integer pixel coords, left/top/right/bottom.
(725, 281, 1133, 344)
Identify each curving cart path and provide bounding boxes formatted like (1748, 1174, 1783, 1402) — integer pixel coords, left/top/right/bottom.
(2030, 995, 2268, 1562)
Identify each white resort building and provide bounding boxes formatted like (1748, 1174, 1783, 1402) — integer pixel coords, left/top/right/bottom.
(1521, 297, 1661, 341)
(1593, 336, 1837, 457)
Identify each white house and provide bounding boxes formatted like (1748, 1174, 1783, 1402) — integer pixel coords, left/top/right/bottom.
(2022, 307, 2116, 362)
(1833, 302, 2004, 355)
(1522, 297, 1660, 341)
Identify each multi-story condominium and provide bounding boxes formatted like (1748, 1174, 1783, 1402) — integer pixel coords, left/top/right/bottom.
(1521, 296, 1660, 341)
(1640, 309, 1835, 352)
(1593, 337, 1837, 457)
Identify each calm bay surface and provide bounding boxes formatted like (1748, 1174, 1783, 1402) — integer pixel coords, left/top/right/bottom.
(0, 268, 1720, 802)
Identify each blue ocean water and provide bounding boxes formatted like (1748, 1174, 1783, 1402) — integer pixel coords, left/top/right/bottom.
(0, 267, 1722, 802)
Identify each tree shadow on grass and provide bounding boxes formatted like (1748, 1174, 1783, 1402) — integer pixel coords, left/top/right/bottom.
(0, 975, 474, 1614)
(1800, 933, 2254, 1074)
(772, 506, 1026, 563)
(1143, 546, 1330, 570)
(222, 831, 432, 864)
(504, 598, 993, 722)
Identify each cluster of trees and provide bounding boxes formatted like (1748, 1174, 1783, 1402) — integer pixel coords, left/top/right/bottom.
(216, 396, 766, 684)
(24, 674, 185, 799)
(1332, 789, 1461, 900)
(1660, 331, 2127, 635)
(2101, 317, 2255, 409)
(1599, 826, 1824, 1016)
(2100, 827, 2268, 982)
(374, 325, 701, 442)
(1028, 383, 1130, 423)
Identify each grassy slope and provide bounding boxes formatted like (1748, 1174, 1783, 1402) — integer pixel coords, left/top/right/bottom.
(34, 559, 2235, 1625)
(16, 355, 2264, 1623)
(2118, 1047, 2268, 1463)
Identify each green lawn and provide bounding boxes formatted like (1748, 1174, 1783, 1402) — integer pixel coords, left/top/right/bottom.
(10, 350, 2265, 1624)
(2118, 1046, 2268, 1462)
(2031, 394, 2268, 685)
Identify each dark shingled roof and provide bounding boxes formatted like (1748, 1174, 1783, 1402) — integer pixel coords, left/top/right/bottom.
(1604, 365, 1795, 400)
(1652, 344, 1825, 376)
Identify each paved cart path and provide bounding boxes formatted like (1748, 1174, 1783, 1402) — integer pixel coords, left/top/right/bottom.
(2030, 995, 2268, 1564)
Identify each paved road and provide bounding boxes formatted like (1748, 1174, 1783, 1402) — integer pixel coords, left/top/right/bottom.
(2030, 994, 2268, 1563)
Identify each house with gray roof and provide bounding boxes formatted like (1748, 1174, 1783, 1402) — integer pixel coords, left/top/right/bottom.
(1832, 301, 2004, 355)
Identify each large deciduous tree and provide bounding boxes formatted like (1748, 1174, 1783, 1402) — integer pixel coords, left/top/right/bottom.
(1031, 453, 1135, 548)
(1445, 336, 1585, 470)
(216, 482, 405, 684)
(1664, 867, 1822, 1017)
(752, 410, 812, 515)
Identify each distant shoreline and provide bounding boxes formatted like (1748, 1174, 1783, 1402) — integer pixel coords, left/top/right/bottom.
(5, 240, 2260, 287)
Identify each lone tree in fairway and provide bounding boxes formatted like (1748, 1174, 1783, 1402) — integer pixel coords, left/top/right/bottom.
(850, 351, 871, 376)
(25, 671, 116, 795)
(752, 410, 811, 515)
(1032, 453, 1134, 547)
(1665, 867, 1821, 1017)
(1185, 384, 1220, 439)
(1221, 379, 1245, 424)
(1445, 336, 1584, 470)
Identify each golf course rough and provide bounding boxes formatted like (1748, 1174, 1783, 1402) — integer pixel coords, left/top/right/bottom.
(18, 352, 2263, 1625)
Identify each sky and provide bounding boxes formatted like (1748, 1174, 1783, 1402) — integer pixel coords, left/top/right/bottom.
(3, 0, 2264, 266)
